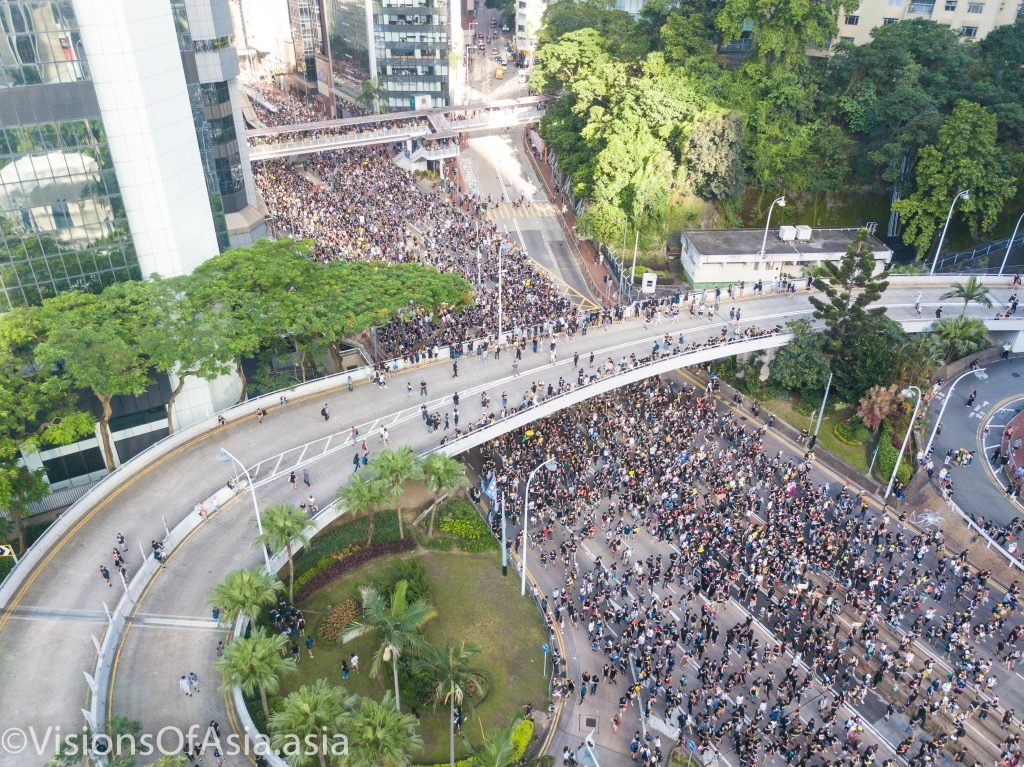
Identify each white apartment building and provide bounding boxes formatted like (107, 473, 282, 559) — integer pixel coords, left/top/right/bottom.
(836, 0, 1021, 43)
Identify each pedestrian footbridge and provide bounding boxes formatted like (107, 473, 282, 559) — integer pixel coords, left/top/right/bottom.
(246, 96, 550, 161)
(3, 279, 1024, 766)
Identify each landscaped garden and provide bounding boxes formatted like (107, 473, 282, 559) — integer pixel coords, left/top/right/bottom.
(709, 245, 995, 494)
(288, 549, 549, 763)
(209, 449, 549, 767)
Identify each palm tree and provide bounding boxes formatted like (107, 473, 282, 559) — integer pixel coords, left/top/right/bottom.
(208, 568, 283, 624)
(215, 628, 296, 720)
(338, 473, 390, 545)
(368, 447, 419, 539)
(269, 679, 357, 767)
(896, 333, 944, 386)
(941, 276, 993, 317)
(416, 640, 492, 767)
(469, 718, 522, 767)
(343, 692, 423, 767)
(340, 580, 437, 712)
(257, 503, 315, 603)
(418, 453, 469, 538)
(935, 316, 989, 362)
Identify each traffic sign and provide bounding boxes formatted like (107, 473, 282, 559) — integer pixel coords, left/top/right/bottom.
(541, 643, 549, 653)
(687, 740, 697, 753)
(0, 544, 16, 558)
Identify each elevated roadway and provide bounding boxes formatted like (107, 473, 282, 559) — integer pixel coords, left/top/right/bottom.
(1, 280, 1022, 766)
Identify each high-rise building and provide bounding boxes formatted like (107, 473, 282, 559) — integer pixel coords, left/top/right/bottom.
(321, 0, 462, 111)
(0, 0, 264, 312)
(287, 0, 323, 82)
(1, 0, 261, 488)
(515, 0, 545, 58)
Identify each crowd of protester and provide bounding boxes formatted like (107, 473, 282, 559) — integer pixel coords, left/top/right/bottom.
(474, 375, 1024, 767)
(248, 85, 584, 359)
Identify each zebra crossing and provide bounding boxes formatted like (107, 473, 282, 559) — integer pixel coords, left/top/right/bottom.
(485, 201, 556, 221)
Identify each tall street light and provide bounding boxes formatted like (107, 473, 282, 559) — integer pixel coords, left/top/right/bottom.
(216, 447, 270, 568)
(999, 209, 1024, 277)
(884, 386, 922, 499)
(498, 242, 508, 342)
(758, 196, 786, 259)
(924, 368, 986, 457)
(522, 457, 557, 596)
(929, 189, 970, 275)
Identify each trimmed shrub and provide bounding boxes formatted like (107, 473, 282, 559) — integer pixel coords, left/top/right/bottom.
(357, 559, 432, 604)
(293, 511, 401, 578)
(318, 598, 359, 642)
(424, 536, 455, 551)
(419, 719, 534, 767)
(439, 516, 498, 552)
(440, 498, 477, 521)
(833, 420, 871, 446)
(876, 421, 912, 486)
(295, 539, 416, 601)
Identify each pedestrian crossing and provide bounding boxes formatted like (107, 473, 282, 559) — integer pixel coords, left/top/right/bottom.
(486, 201, 557, 221)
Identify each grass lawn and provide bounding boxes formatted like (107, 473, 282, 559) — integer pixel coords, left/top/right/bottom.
(280, 548, 550, 764)
(758, 397, 872, 474)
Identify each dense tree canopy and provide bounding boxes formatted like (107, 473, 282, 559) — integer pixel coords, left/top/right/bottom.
(893, 102, 1017, 257)
(0, 238, 471, 506)
(533, 3, 1023, 253)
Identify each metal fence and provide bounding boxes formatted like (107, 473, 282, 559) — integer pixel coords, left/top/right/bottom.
(933, 232, 1024, 274)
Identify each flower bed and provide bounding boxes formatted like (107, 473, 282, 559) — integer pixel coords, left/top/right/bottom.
(295, 538, 416, 601)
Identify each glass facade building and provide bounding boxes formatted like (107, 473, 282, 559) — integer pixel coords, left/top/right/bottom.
(0, 0, 86, 87)
(0, 0, 139, 310)
(289, 0, 323, 82)
(372, 0, 450, 109)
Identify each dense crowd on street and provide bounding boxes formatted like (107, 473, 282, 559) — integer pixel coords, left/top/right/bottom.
(248, 85, 584, 359)
(475, 375, 1024, 767)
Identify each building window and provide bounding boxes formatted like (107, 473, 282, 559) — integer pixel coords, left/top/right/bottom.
(882, 16, 898, 23)
(840, 35, 855, 42)
(961, 24, 978, 34)
(517, 23, 525, 32)
(844, 14, 860, 23)
(967, 2, 983, 9)
(945, 0, 957, 9)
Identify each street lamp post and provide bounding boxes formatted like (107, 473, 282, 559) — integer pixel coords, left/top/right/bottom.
(498, 242, 506, 342)
(500, 492, 508, 577)
(999, 209, 1024, 277)
(630, 229, 640, 285)
(929, 189, 970, 275)
(216, 447, 270, 567)
(809, 372, 833, 450)
(924, 368, 986, 457)
(884, 386, 922, 499)
(522, 457, 557, 596)
(758, 196, 786, 259)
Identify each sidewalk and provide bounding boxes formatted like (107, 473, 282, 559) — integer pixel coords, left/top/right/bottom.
(521, 134, 617, 307)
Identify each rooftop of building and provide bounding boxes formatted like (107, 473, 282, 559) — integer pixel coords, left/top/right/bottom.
(680, 226, 891, 258)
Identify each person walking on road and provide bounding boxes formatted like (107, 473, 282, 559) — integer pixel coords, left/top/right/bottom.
(289, 471, 297, 490)
(452, 360, 458, 378)
(188, 671, 201, 693)
(180, 675, 193, 697)
(967, 389, 977, 408)
(302, 469, 311, 488)
(99, 564, 111, 587)
(321, 403, 330, 421)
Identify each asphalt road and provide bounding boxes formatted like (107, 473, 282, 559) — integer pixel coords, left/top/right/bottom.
(927, 357, 1024, 526)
